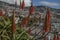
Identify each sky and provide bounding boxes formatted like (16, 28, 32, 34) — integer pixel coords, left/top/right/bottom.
(33, 0, 60, 9)
(0, 0, 60, 9)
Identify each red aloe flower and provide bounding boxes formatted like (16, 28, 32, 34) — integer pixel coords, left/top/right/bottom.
(53, 34, 57, 40)
(57, 36, 60, 40)
(0, 10, 3, 16)
(45, 9, 51, 32)
(22, 15, 30, 27)
(29, 2, 34, 15)
(21, 0, 25, 10)
(12, 9, 16, 33)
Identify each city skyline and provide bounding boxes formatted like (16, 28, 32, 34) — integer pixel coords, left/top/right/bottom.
(0, 0, 60, 9)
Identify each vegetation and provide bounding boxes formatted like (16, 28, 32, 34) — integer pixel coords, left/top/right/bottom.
(0, 16, 39, 40)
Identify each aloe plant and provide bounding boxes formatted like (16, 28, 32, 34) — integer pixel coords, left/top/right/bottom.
(0, 16, 35, 40)
(0, 16, 11, 40)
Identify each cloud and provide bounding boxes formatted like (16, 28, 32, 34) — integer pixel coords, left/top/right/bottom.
(0, 0, 15, 4)
(0, 0, 31, 6)
(24, 0, 31, 6)
(39, 1, 60, 6)
(17, 0, 31, 6)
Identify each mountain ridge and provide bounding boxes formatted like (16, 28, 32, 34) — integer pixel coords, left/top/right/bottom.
(0, 1, 60, 9)
(0, 1, 60, 13)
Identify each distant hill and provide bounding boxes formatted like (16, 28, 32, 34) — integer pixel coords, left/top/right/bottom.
(0, 1, 60, 13)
